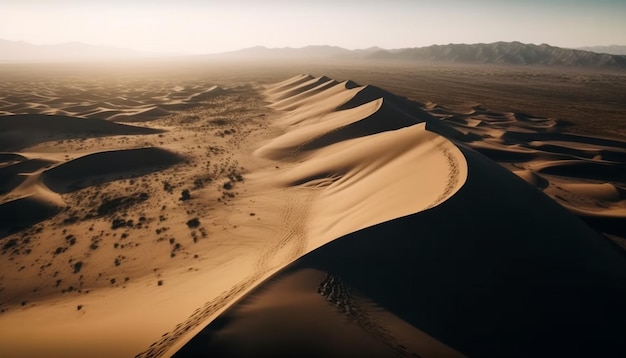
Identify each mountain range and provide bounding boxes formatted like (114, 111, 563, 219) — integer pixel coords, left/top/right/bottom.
(577, 45, 626, 56)
(367, 42, 626, 67)
(1, 38, 625, 69)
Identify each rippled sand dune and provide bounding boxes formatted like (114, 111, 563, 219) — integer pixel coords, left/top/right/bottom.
(172, 75, 626, 358)
(0, 79, 225, 122)
(0, 70, 625, 358)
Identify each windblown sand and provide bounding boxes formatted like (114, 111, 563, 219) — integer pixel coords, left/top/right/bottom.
(0, 67, 625, 358)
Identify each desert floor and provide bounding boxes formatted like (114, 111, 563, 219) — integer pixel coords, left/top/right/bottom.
(0, 60, 625, 357)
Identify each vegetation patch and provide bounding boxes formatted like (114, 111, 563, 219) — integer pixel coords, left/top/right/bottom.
(186, 218, 200, 228)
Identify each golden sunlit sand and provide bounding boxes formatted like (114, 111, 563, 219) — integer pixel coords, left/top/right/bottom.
(0, 64, 625, 358)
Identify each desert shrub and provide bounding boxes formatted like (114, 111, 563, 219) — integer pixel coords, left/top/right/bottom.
(180, 189, 191, 201)
(65, 235, 76, 246)
(2, 239, 18, 251)
(111, 218, 134, 229)
(186, 218, 200, 228)
(97, 193, 149, 216)
(211, 118, 230, 126)
(73, 261, 83, 274)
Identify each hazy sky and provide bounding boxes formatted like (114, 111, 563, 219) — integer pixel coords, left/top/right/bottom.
(1, 0, 625, 54)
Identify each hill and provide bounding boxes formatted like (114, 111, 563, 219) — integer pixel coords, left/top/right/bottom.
(369, 42, 626, 68)
(577, 45, 626, 55)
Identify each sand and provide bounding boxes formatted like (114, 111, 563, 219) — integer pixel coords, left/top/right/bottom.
(173, 75, 626, 358)
(0, 67, 625, 358)
(0, 74, 293, 357)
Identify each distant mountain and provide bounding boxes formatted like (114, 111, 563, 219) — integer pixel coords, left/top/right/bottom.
(212, 45, 357, 60)
(214, 42, 626, 69)
(368, 42, 626, 68)
(576, 45, 626, 56)
(0, 38, 167, 62)
(3, 39, 625, 68)
(206, 45, 392, 61)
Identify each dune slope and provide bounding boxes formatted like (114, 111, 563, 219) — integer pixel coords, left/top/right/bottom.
(173, 75, 626, 358)
(0, 114, 162, 151)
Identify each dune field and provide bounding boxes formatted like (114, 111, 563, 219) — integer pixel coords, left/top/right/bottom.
(0, 64, 625, 357)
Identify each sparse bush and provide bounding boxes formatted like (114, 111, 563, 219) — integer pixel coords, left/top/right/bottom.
(73, 261, 83, 274)
(2, 239, 18, 251)
(180, 189, 191, 201)
(111, 218, 126, 229)
(186, 218, 200, 228)
(97, 193, 149, 216)
(65, 235, 76, 246)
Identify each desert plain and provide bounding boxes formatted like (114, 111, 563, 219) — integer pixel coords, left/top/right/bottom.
(0, 59, 625, 357)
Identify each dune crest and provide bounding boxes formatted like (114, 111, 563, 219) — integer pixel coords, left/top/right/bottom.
(1, 69, 624, 358)
(0, 80, 227, 122)
(172, 74, 626, 358)
(258, 75, 468, 249)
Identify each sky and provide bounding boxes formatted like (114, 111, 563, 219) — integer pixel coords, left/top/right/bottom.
(1, 0, 625, 54)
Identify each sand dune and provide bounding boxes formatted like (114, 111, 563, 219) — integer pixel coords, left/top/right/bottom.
(181, 146, 626, 356)
(172, 74, 626, 358)
(0, 196, 61, 239)
(42, 147, 183, 193)
(0, 114, 162, 151)
(107, 106, 171, 122)
(269, 78, 338, 110)
(1, 70, 625, 358)
(265, 74, 314, 95)
(0, 158, 55, 194)
(0, 147, 182, 238)
(0, 80, 227, 122)
(255, 75, 467, 247)
(428, 103, 626, 239)
(0, 77, 282, 358)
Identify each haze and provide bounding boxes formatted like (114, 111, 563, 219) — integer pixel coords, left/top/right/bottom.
(1, 0, 625, 54)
